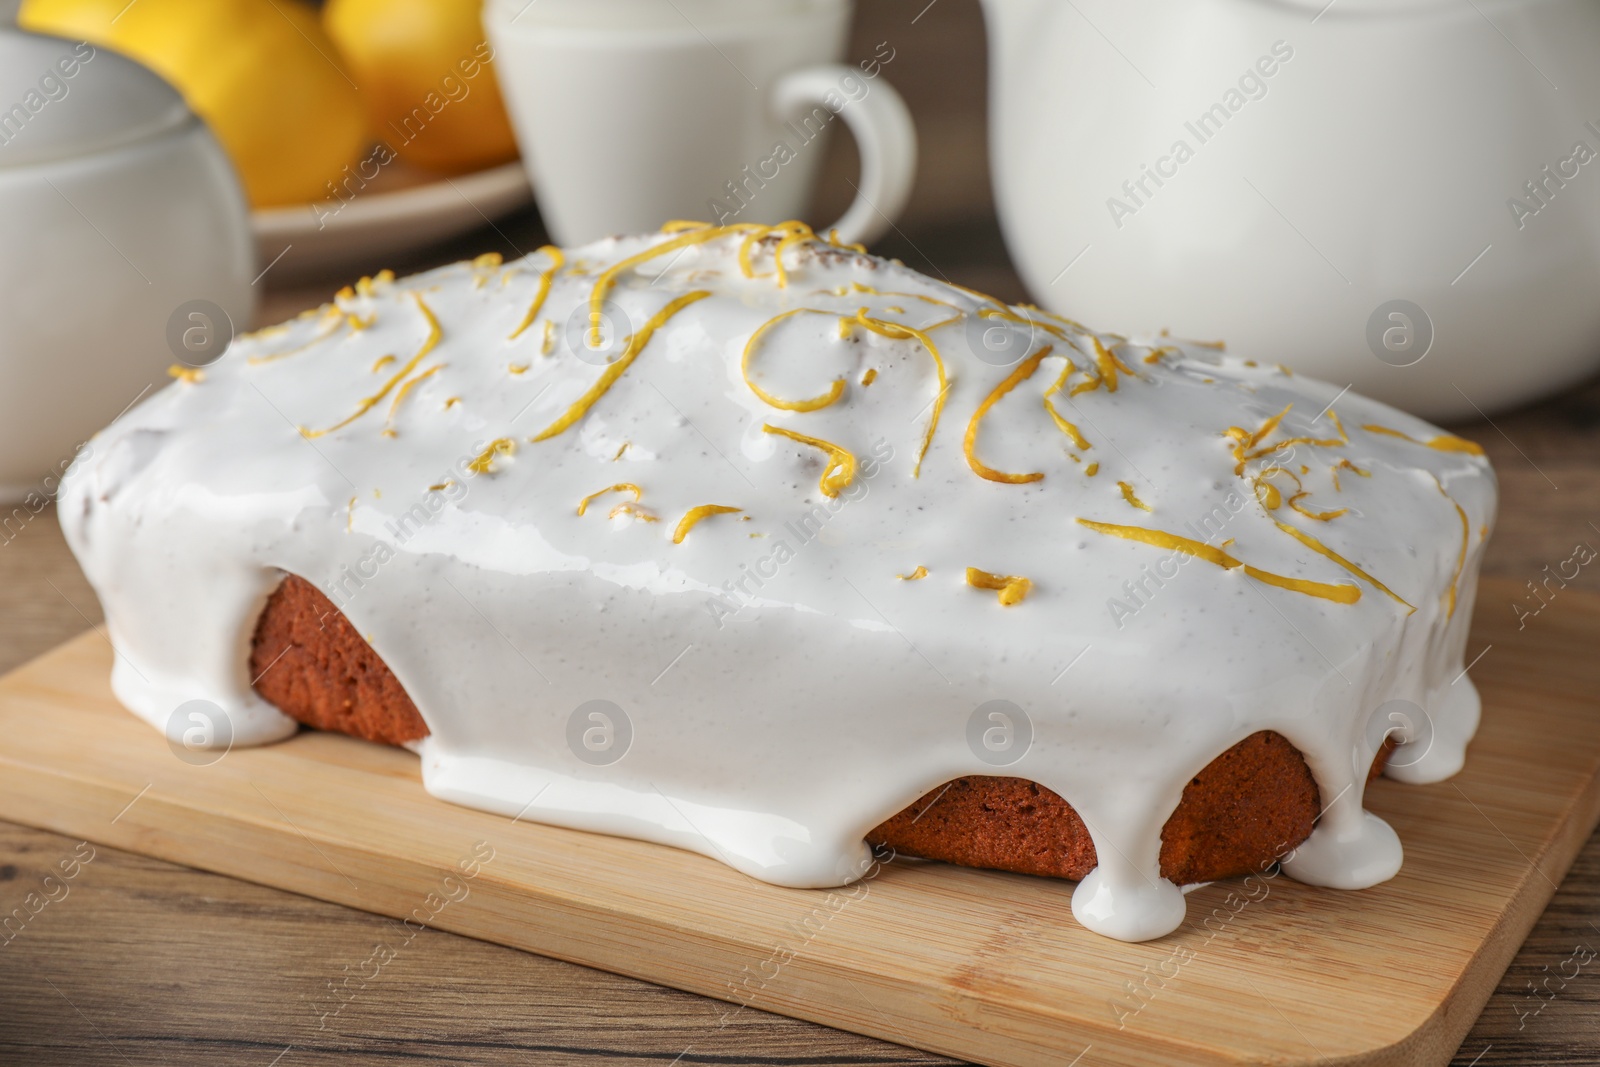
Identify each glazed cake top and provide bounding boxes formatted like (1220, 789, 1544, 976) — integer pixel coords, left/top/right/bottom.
(62, 222, 1496, 941)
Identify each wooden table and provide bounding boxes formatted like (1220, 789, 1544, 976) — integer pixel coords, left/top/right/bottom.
(3, 2, 1598, 1063)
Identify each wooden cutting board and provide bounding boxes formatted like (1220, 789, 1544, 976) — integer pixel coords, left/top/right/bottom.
(1, 576, 1596, 1067)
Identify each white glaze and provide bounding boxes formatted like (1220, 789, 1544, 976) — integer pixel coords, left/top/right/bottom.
(59, 225, 1496, 942)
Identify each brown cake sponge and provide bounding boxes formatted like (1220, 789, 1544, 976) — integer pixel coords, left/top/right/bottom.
(251, 574, 427, 745)
(250, 574, 1391, 884)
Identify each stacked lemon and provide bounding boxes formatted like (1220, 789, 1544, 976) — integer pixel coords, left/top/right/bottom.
(20, 0, 518, 208)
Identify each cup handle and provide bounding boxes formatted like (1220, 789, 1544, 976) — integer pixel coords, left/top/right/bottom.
(769, 64, 917, 247)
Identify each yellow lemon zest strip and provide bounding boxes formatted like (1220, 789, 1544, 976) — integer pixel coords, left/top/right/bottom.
(248, 307, 344, 365)
(1287, 492, 1347, 522)
(898, 566, 929, 581)
(1229, 405, 1348, 474)
(1239, 433, 1348, 471)
(371, 354, 396, 373)
(741, 308, 848, 412)
(1085, 461, 1100, 476)
(1251, 465, 1303, 512)
(853, 310, 948, 477)
(963, 344, 1052, 484)
(1331, 457, 1369, 489)
(861, 367, 878, 386)
(849, 282, 963, 314)
(976, 306, 1073, 345)
(608, 501, 658, 522)
(921, 313, 967, 334)
(167, 364, 203, 384)
(590, 225, 760, 344)
(1092, 337, 1129, 393)
(1041, 360, 1093, 451)
(302, 293, 441, 439)
(577, 483, 643, 516)
(1077, 519, 1362, 605)
(661, 220, 713, 233)
(385, 364, 444, 428)
(467, 438, 515, 475)
(1270, 518, 1410, 610)
(1044, 401, 1092, 450)
(508, 245, 566, 340)
(531, 290, 711, 442)
(1362, 423, 1486, 456)
(1249, 404, 1292, 448)
(773, 226, 816, 288)
(354, 270, 395, 298)
(1433, 475, 1471, 619)
(673, 504, 743, 544)
(1118, 481, 1152, 512)
(1445, 500, 1469, 618)
(827, 228, 867, 254)
(738, 221, 811, 281)
(965, 567, 1032, 606)
(763, 424, 858, 498)
(1068, 363, 1105, 396)
(1023, 303, 1094, 333)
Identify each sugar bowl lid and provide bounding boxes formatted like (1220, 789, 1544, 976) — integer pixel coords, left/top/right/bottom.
(0, 27, 194, 169)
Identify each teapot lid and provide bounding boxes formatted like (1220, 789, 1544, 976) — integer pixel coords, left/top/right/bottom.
(0, 28, 193, 170)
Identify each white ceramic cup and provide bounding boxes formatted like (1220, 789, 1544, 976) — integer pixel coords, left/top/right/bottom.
(484, 0, 916, 247)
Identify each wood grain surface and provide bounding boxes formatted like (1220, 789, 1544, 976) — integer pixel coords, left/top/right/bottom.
(2, 1, 1599, 1064)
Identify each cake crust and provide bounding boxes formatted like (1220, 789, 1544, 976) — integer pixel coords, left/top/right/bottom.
(251, 574, 1390, 885)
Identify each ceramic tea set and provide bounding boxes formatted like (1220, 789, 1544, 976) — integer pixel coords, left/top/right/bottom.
(4, 0, 1600, 502)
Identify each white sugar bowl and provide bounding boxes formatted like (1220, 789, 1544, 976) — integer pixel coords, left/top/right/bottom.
(0, 26, 255, 503)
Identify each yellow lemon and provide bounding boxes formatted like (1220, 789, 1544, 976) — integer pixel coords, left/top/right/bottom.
(324, 0, 519, 174)
(19, 0, 369, 208)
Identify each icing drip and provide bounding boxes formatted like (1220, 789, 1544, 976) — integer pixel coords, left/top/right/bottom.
(59, 223, 1497, 942)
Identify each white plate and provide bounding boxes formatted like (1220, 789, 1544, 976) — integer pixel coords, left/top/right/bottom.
(251, 159, 533, 283)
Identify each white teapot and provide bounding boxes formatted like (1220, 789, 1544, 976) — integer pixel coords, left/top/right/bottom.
(0, 25, 254, 502)
(981, 0, 1600, 419)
